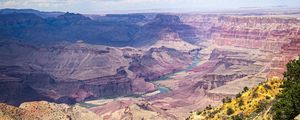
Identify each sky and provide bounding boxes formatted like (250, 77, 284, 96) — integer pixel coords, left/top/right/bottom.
(0, 0, 299, 14)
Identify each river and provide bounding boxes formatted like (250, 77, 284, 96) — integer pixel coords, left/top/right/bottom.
(79, 51, 201, 108)
(152, 51, 201, 94)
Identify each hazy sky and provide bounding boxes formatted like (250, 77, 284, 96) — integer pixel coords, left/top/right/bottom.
(0, 0, 299, 14)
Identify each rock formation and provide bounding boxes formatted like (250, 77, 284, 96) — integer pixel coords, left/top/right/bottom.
(0, 101, 101, 120)
(0, 9, 300, 120)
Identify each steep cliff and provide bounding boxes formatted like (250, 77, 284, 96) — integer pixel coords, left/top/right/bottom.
(129, 46, 194, 81)
(181, 14, 300, 77)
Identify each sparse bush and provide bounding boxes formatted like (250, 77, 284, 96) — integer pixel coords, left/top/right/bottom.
(227, 107, 234, 115)
(238, 99, 244, 106)
(236, 93, 242, 98)
(227, 97, 232, 103)
(256, 101, 267, 113)
(270, 81, 274, 85)
(264, 84, 272, 90)
(243, 87, 249, 92)
(279, 84, 284, 88)
(196, 111, 201, 115)
(206, 105, 212, 110)
(222, 97, 232, 103)
(231, 113, 244, 120)
(208, 112, 214, 118)
(222, 98, 226, 103)
(251, 92, 258, 98)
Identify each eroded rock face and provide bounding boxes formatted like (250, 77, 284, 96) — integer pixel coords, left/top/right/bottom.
(129, 46, 194, 81)
(0, 41, 135, 105)
(181, 14, 300, 77)
(0, 101, 101, 120)
(0, 65, 133, 106)
(29, 43, 130, 80)
(0, 40, 196, 105)
(90, 100, 177, 120)
(1, 10, 300, 120)
(0, 66, 55, 106)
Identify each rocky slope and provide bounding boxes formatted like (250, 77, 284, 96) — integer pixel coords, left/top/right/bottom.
(188, 56, 300, 120)
(188, 77, 283, 120)
(129, 46, 194, 81)
(181, 14, 300, 77)
(0, 101, 100, 120)
(0, 39, 196, 106)
(0, 41, 134, 105)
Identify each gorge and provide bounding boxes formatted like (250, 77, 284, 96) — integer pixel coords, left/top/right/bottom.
(0, 8, 300, 120)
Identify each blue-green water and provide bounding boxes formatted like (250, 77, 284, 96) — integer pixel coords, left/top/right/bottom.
(156, 52, 201, 93)
(79, 102, 100, 108)
(158, 87, 171, 94)
(79, 51, 201, 108)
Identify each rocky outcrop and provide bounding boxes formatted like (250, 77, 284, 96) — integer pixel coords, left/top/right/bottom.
(206, 92, 235, 101)
(295, 114, 300, 120)
(129, 46, 194, 81)
(0, 65, 133, 105)
(90, 100, 177, 120)
(0, 66, 56, 106)
(182, 14, 300, 78)
(0, 101, 101, 120)
(0, 41, 136, 105)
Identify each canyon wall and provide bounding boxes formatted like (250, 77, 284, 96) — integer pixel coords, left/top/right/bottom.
(0, 40, 196, 105)
(181, 14, 300, 77)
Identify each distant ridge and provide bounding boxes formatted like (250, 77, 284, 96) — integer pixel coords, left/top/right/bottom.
(0, 9, 197, 47)
(0, 8, 64, 18)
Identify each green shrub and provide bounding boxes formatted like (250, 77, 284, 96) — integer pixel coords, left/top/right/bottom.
(265, 95, 271, 100)
(231, 113, 244, 120)
(272, 56, 300, 120)
(222, 97, 232, 103)
(238, 99, 244, 106)
(264, 84, 272, 90)
(196, 111, 202, 115)
(236, 93, 242, 98)
(255, 101, 267, 113)
(251, 92, 258, 98)
(206, 105, 212, 110)
(222, 98, 226, 103)
(243, 87, 249, 93)
(227, 107, 234, 115)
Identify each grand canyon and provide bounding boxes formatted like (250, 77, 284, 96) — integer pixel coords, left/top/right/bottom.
(0, 5, 300, 120)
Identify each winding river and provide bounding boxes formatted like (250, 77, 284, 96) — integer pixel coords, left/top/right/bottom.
(153, 51, 201, 94)
(79, 51, 201, 108)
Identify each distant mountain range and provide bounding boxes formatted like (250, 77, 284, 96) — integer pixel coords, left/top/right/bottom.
(0, 9, 197, 47)
(0, 8, 64, 18)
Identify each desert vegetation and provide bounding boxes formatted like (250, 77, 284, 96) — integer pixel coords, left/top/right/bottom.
(188, 57, 300, 120)
(272, 56, 300, 120)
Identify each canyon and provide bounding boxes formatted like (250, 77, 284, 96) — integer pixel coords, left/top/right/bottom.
(0, 8, 300, 120)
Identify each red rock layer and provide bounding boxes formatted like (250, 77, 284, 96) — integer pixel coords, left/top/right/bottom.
(181, 15, 300, 77)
